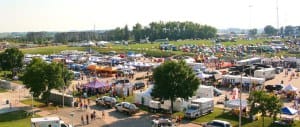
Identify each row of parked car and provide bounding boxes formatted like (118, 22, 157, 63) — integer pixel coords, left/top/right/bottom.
(95, 96, 139, 115)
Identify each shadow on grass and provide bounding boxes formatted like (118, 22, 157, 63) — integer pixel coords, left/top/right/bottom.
(0, 110, 29, 122)
(215, 112, 252, 126)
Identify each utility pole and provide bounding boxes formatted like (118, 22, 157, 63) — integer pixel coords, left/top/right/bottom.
(239, 66, 243, 127)
(276, 0, 280, 35)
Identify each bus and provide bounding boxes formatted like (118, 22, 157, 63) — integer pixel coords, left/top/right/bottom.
(236, 57, 261, 66)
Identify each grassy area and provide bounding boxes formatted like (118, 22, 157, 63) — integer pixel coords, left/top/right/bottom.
(116, 95, 135, 103)
(20, 99, 60, 110)
(20, 99, 46, 108)
(0, 88, 7, 93)
(0, 110, 39, 127)
(21, 45, 86, 54)
(192, 108, 300, 127)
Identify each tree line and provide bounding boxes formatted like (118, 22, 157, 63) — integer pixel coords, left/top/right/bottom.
(18, 21, 217, 43)
(2, 24, 299, 44)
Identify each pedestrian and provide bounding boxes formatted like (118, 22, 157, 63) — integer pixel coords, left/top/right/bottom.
(91, 113, 93, 121)
(102, 111, 105, 119)
(86, 114, 89, 124)
(55, 106, 58, 113)
(81, 115, 84, 125)
(93, 110, 96, 119)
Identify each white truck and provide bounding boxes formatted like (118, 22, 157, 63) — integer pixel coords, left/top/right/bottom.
(185, 98, 214, 119)
(254, 68, 276, 80)
(149, 100, 161, 113)
(31, 117, 72, 127)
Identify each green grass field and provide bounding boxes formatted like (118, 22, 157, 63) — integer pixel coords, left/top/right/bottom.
(0, 88, 7, 93)
(21, 45, 86, 54)
(20, 99, 46, 108)
(0, 110, 37, 127)
(191, 108, 300, 127)
(19, 39, 267, 55)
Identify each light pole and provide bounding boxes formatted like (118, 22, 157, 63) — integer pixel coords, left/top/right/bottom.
(30, 92, 34, 117)
(70, 112, 75, 127)
(239, 66, 244, 127)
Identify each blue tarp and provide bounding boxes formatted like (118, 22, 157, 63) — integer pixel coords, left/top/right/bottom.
(281, 107, 298, 115)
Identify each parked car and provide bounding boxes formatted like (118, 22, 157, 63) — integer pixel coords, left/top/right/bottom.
(214, 88, 222, 96)
(133, 81, 145, 90)
(95, 96, 117, 108)
(265, 84, 284, 92)
(295, 68, 300, 72)
(151, 118, 174, 127)
(115, 102, 139, 115)
(112, 79, 130, 85)
(275, 67, 284, 74)
(204, 120, 232, 127)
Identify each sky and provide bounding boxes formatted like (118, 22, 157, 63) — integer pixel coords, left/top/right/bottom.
(0, 0, 299, 32)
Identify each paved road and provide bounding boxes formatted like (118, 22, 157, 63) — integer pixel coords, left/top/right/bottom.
(89, 104, 200, 127)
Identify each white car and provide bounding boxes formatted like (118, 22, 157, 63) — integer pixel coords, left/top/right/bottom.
(115, 102, 139, 115)
(151, 118, 175, 127)
(205, 120, 232, 127)
(95, 96, 117, 108)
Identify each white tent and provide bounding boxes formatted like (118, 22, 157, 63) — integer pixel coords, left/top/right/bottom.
(225, 99, 247, 109)
(283, 84, 298, 92)
(197, 72, 211, 80)
(194, 85, 214, 98)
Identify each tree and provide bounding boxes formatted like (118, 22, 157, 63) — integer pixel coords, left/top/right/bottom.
(264, 25, 278, 36)
(151, 60, 200, 113)
(0, 47, 24, 77)
(132, 23, 143, 41)
(248, 28, 257, 37)
(284, 25, 294, 36)
(124, 25, 130, 40)
(248, 90, 283, 127)
(22, 58, 74, 103)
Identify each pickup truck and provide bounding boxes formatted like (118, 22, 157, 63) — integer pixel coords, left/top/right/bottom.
(115, 102, 139, 115)
(95, 96, 117, 108)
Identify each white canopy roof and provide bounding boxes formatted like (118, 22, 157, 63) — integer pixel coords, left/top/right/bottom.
(283, 84, 298, 92)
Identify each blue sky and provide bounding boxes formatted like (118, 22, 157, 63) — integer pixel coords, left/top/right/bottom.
(0, 0, 299, 32)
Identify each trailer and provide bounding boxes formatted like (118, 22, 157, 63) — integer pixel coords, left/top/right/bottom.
(254, 68, 276, 80)
(222, 75, 265, 85)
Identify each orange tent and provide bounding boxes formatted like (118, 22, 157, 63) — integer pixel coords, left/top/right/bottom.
(96, 66, 105, 72)
(87, 64, 97, 71)
(102, 67, 117, 72)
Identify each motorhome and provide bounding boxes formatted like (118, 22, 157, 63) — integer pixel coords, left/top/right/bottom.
(185, 98, 214, 119)
(31, 117, 71, 127)
(254, 68, 276, 80)
(222, 75, 265, 85)
(236, 57, 261, 66)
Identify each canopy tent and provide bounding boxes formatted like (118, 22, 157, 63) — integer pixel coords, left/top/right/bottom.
(87, 64, 97, 71)
(225, 99, 247, 109)
(197, 72, 211, 80)
(283, 84, 298, 92)
(85, 79, 110, 89)
(281, 107, 298, 115)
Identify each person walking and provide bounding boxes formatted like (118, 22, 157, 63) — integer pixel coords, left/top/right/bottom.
(81, 115, 84, 125)
(86, 114, 89, 124)
(102, 111, 105, 119)
(90, 113, 93, 121)
(93, 110, 96, 119)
